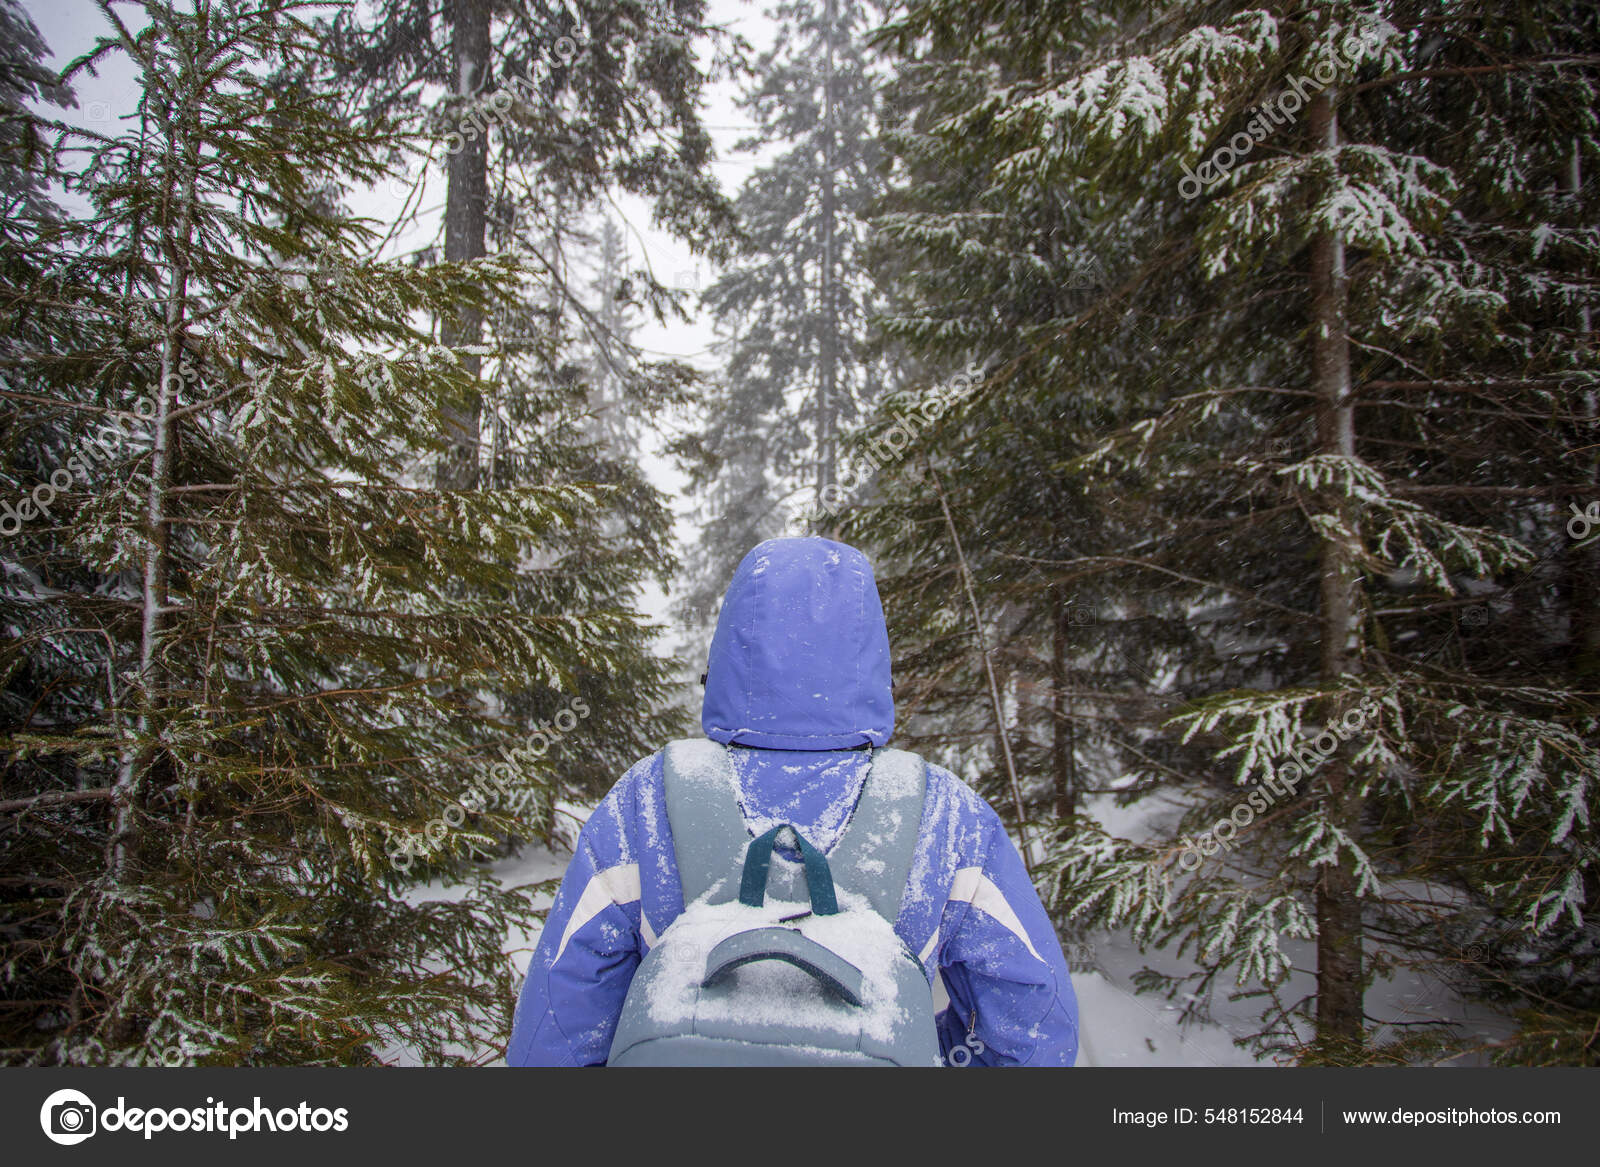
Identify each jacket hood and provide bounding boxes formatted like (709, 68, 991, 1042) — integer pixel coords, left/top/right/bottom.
(701, 537, 894, 750)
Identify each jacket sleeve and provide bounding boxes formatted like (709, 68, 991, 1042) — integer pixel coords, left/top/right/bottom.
(935, 805, 1079, 1067)
(506, 771, 648, 1067)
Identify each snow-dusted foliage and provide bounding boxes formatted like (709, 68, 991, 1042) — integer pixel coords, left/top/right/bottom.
(675, 0, 896, 636)
(857, 0, 1600, 1063)
(0, 0, 711, 1066)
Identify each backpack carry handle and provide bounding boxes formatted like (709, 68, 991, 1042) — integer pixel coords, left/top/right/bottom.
(739, 825, 839, 915)
(701, 927, 864, 1006)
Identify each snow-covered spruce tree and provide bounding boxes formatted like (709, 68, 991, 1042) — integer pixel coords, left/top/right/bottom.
(863, 0, 1599, 1062)
(314, 0, 738, 803)
(579, 215, 645, 456)
(847, 0, 1188, 855)
(0, 0, 75, 222)
(471, 194, 690, 814)
(320, 0, 735, 494)
(675, 0, 892, 632)
(0, 0, 126, 1066)
(0, 0, 662, 1066)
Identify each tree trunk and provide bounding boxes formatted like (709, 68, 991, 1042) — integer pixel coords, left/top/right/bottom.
(110, 101, 197, 883)
(1308, 90, 1366, 1050)
(1051, 589, 1077, 820)
(815, 0, 839, 522)
(439, 0, 491, 491)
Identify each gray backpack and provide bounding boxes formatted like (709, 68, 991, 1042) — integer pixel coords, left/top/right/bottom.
(606, 738, 941, 1066)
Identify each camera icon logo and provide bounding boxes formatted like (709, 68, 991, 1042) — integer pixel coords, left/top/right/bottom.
(39, 1088, 97, 1146)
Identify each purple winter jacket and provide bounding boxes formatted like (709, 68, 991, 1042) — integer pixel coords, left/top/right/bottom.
(507, 537, 1078, 1066)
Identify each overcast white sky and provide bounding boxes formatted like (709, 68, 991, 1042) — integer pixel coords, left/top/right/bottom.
(21, 0, 781, 633)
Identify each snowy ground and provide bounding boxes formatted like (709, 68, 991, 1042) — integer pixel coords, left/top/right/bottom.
(1070, 788, 1264, 1065)
(406, 787, 1515, 1067)
(1068, 788, 1517, 1066)
(1068, 920, 1515, 1067)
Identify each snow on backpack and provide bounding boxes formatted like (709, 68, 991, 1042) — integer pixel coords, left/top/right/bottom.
(606, 739, 941, 1066)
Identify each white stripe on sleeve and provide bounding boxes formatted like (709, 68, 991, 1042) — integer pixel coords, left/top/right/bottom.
(640, 907, 657, 950)
(552, 863, 642, 964)
(945, 865, 1044, 962)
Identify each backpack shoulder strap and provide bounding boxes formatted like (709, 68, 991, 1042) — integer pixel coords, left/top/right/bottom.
(661, 738, 751, 907)
(827, 748, 928, 924)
